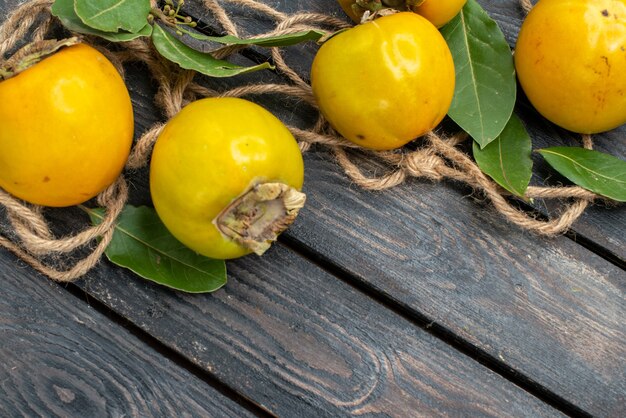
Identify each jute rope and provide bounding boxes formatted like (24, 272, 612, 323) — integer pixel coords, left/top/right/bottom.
(0, 0, 611, 282)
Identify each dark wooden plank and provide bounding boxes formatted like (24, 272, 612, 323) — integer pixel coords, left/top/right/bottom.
(183, 0, 626, 262)
(0, 1, 622, 416)
(95, 25, 626, 418)
(175, 4, 626, 414)
(0, 252, 255, 418)
(289, 149, 626, 416)
(177, 2, 626, 415)
(30, 244, 565, 418)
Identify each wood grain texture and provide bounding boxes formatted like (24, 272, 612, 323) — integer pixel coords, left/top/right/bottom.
(0, 254, 254, 418)
(178, 2, 626, 415)
(0, 0, 623, 416)
(183, 0, 626, 262)
(177, 3, 626, 414)
(290, 150, 626, 416)
(32, 244, 564, 418)
(91, 20, 626, 418)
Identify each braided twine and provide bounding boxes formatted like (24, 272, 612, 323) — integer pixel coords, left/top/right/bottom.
(0, 0, 608, 282)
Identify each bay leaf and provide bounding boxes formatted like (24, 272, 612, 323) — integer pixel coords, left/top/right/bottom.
(52, 0, 152, 42)
(538, 147, 626, 202)
(473, 114, 533, 198)
(87, 205, 227, 293)
(181, 29, 326, 47)
(74, 0, 151, 34)
(441, 0, 516, 148)
(151, 24, 273, 77)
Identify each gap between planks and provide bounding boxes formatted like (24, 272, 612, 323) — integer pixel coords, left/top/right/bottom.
(57, 280, 276, 418)
(58, 234, 591, 418)
(278, 237, 594, 418)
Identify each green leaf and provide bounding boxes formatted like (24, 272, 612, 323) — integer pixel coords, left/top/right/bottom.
(472, 114, 533, 197)
(441, 0, 517, 148)
(73, 0, 151, 34)
(537, 147, 626, 202)
(52, 0, 152, 42)
(86, 205, 227, 293)
(151, 24, 273, 77)
(181, 29, 326, 47)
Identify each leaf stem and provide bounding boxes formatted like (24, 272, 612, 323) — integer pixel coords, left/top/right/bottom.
(150, 1, 196, 29)
(150, 7, 176, 27)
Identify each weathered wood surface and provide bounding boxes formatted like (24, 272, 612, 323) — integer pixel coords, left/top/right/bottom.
(290, 150, 626, 417)
(179, 1, 626, 415)
(0, 251, 255, 418)
(177, 2, 626, 413)
(0, 0, 625, 417)
(46, 243, 565, 417)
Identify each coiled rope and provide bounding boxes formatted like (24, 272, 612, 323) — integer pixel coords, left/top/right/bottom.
(0, 0, 607, 282)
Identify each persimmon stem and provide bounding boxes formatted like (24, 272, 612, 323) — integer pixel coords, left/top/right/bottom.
(0, 37, 79, 81)
(214, 183, 306, 256)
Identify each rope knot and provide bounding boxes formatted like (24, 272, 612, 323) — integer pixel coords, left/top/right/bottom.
(402, 149, 445, 181)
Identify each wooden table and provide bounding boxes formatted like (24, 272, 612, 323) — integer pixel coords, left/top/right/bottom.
(1, 1, 624, 416)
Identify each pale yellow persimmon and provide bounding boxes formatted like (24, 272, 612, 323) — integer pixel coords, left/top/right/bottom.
(311, 12, 455, 150)
(150, 98, 305, 260)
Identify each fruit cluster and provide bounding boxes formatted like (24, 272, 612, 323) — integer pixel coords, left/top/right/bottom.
(0, 0, 624, 269)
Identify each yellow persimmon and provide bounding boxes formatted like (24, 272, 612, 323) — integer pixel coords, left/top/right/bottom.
(0, 43, 134, 207)
(150, 98, 305, 260)
(311, 12, 455, 150)
(515, 0, 626, 133)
